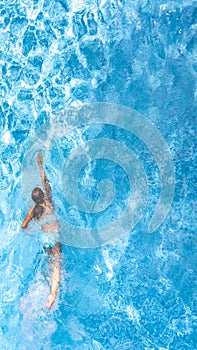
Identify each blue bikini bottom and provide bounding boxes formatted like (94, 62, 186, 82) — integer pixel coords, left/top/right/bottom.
(40, 230, 60, 249)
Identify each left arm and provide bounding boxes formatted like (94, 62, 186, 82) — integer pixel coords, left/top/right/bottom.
(22, 206, 35, 228)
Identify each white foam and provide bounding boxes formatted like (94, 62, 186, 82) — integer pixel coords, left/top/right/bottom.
(2, 131, 12, 144)
(126, 305, 140, 325)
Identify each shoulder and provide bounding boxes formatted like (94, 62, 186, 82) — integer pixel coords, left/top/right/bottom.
(44, 201, 55, 212)
(29, 205, 36, 215)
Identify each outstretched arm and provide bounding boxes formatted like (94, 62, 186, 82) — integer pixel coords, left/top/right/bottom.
(46, 242, 61, 310)
(22, 206, 35, 228)
(37, 154, 52, 204)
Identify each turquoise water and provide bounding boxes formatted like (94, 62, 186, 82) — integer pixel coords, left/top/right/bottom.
(0, 0, 196, 349)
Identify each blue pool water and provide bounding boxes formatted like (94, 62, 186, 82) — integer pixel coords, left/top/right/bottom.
(0, 0, 196, 349)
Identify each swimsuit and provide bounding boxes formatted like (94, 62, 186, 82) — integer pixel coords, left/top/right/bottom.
(37, 213, 60, 249)
(38, 213, 57, 226)
(40, 230, 60, 249)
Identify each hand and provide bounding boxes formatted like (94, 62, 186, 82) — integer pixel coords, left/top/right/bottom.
(37, 153, 43, 166)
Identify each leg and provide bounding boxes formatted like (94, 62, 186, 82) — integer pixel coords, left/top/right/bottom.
(46, 242, 61, 310)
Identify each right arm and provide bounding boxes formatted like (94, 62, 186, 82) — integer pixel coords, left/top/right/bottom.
(37, 154, 53, 204)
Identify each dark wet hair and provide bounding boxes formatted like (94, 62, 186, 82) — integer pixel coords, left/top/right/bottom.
(32, 204, 45, 220)
(31, 187, 44, 204)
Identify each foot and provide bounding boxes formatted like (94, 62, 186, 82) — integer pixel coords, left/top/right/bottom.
(46, 293, 56, 310)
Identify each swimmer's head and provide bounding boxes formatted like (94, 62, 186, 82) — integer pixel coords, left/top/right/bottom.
(31, 187, 44, 204)
(32, 204, 44, 220)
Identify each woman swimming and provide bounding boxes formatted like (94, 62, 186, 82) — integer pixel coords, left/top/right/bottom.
(22, 153, 61, 310)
